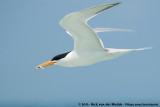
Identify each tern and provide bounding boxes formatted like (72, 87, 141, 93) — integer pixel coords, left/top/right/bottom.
(36, 2, 151, 69)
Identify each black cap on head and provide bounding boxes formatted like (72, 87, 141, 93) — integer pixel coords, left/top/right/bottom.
(51, 51, 71, 61)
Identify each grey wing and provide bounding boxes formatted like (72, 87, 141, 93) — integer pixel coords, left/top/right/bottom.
(60, 2, 121, 53)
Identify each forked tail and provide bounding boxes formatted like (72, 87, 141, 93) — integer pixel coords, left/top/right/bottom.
(132, 47, 152, 51)
(107, 47, 152, 54)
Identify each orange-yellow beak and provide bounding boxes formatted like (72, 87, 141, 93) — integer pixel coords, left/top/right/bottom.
(36, 61, 56, 69)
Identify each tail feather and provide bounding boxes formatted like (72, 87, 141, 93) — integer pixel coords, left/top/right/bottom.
(93, 28, 133, 33)
(105, 47, 152, 60)
(107, 47, 152, 53)
(133, 47, 153, 51)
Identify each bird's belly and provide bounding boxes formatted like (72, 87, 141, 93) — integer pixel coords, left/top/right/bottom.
(69, 57, 98, 67)
(60, 58, 100, 67)
(57, 51, 108, 67)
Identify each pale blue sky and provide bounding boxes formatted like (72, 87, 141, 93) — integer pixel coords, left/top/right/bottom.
(0, 0, 160, 106)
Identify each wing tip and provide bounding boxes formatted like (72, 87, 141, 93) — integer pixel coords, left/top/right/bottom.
(101, 2, 122, 11)
(107, 2, 122, 7)
(113, 2, 122, 5)
(100, 2, 122, 8)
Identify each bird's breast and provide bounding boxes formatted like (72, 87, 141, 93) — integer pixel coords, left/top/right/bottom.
(56, 51, 108, 67)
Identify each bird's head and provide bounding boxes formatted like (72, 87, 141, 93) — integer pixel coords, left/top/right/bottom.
(36, 51, 70, 69)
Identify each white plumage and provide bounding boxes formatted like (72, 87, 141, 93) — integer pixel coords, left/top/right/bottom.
(54, 2, 151, 67)
(36, 2, 151, 69)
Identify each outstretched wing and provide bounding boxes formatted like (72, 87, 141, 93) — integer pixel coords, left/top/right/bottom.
(60, 3, 121, 53)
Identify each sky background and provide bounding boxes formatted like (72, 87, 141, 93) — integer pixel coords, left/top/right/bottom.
(0, 0, 160, 106)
